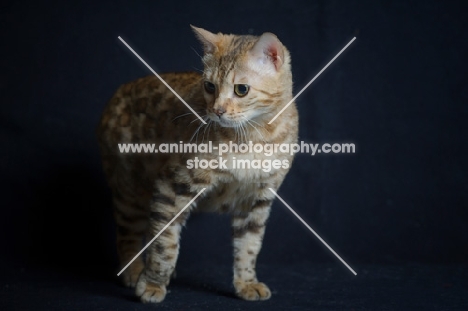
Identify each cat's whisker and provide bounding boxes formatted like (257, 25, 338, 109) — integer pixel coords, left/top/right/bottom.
(234, 123, 239, 144)
(191, 46, 208, 66)
(191, 123, 204, 143)
(195, 127, 201, 143)
(189, 126, 199, 142)
(202, 120, 211, 144)
(191, 66, 204, 74)
(236, 121, 245, 144)
(206, 120, 213, 141)
(200, 116, 211, 143)
(190, 117, 208, 143)
(243, 120, 249, 144)
(189, 114, 206, 125)
(249, 118, 266, 130)
(245, 118, 266, 143)
(172, 112, 194, 122)
(237, 121, 243, 145)
(241, 121, 248, 144)
(243, 117, 266, 142)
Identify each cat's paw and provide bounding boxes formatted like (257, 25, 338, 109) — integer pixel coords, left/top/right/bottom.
(235, 281, 272, 301)
(135, 276, 167, 303)
(121, 261, 144, 288)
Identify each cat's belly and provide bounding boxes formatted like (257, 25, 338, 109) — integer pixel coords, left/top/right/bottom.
(195, 181, 260, 215)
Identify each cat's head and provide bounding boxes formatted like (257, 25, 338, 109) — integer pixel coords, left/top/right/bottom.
(192, 26, 292, 128)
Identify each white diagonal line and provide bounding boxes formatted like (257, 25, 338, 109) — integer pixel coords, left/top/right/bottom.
(268, 188, 357, 275)
(118, 36, 206, 124)
(268, 37, 356, 124)
(117, 188, 206, 276)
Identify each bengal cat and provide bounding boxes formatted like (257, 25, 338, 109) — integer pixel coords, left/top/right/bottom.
(97, 25, 298, 303)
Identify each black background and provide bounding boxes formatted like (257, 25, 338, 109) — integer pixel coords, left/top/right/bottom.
(1, 0, 467, 310)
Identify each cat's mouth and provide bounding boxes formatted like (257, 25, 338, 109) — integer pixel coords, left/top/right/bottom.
(209, 114, 244, 128)
(216, 119, 238, 127)
(217, 118, 238, 128)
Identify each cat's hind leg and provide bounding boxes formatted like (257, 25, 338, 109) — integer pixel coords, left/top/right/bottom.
(114, 194, 148, 288)
(135, 179, 203, 303)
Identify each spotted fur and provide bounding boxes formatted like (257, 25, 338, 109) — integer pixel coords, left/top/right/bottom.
(97, 26, 298, 303)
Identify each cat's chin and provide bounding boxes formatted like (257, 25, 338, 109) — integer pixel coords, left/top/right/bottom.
(216, 119, 239, 128)
(218, 122, 236, 128)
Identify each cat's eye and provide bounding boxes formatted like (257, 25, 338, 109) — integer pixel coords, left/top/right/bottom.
(234, 84, 250, 97)
(204, 81, 216, 94)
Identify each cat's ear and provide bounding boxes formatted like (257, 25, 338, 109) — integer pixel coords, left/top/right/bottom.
(191, 25, 220, 54)
(249, 32, 284, 72)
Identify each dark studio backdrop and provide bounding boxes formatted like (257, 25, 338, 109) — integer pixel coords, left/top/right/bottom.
(1, 0, 467, 310)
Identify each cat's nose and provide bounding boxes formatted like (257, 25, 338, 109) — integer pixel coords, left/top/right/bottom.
(214, 107, 226, 117)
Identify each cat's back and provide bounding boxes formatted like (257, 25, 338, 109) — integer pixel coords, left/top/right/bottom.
(97, 72, 203, 149)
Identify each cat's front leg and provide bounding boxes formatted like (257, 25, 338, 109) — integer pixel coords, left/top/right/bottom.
(135, 180, 201, 303)
(232, 198, 273, 301)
